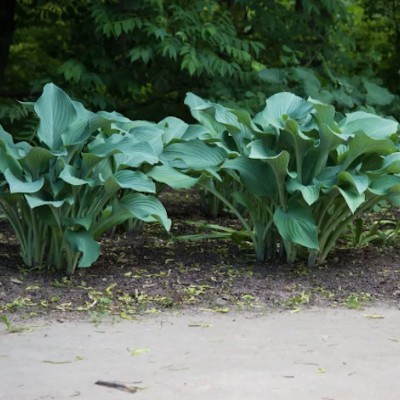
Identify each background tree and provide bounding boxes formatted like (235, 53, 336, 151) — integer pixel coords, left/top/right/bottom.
(345, 0, 400, 92)
(1, 0, 399, 135)
(1, 0, 263, 122)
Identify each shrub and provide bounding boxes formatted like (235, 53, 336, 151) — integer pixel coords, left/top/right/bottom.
(183, 92, 400, 266)
(0, 84, 171, 273)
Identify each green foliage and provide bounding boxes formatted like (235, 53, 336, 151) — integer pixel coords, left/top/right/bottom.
(183, 91, 400, 266)
(0, 83, 171, 273)
(343, 1, 400, 92)
(1, 314, 27, 333)
(0, 100, 37, 142)
(11, 0, 261, 120)
(257, 66, 400, 119)
(344, 292, 371, 309)
(347, 205, 400, 247)
(2, 0, 400, 130)
(238, 0, 349, 63)
(2, 0, 400, 271)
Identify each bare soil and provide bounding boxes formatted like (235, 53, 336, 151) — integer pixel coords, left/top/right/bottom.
(1, 190, 400, 321)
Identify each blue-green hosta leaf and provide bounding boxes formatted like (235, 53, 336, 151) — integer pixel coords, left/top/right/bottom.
(0, 125, 15, 148)
(224, 108, 257, 152)
(15, 142, 32, 156)
(317, 122, 344, 151)
(368, 175, 400, 196)
(340, 132, 397, 168)
(387, 183, 400, 196)
(88, 134, 126, 156)
(61, 120, 91, 147)
(34, 83, 80, 149)
(286, 179, 320, 205)
(119, 193, 171, 231)
(0, 126, 31, 160)
(204, 103, 240, 133)
(102, 174, 120, 196)
(96, 110, 132, 124)
(222, 156, 276, 196)
(184, 93, 227, 137)
(185, 99, 242, 137)
(90, 131, 157, 155)
(248, 139, 276, 159)
(113, 170, 155, 193)
(284, 118, 314, 142)
(337, 172, 369, 194)
(249, 143, 290, 184)
(130, 125, 164, 156)
(64, 230, 100, 268)
(71, 102, 127, 136)
(231, 191, 252, 209)
(147, 164, 199, 189)
(59, 165, 93, 186)
(374, 153, 400, 174)
(292, 67, 321, 96)
(90, 134, 159, 167)
(71, 99, 95, 121)
(24, 194, 66, 208)
(161, 140, 227, 171)
(256, 92, 314, 130)
(337, 187, 365, 213)
(184, 125, 210, 141)
(388, 193, 400, 206)
(65, 215, 93, 231)
(19, 147, 54, 179)
(184, 92, 210, 111)
(309, 122, 345, 178)
(363, 80, 395, 106)
(200, 167, 223, 182)
(283, 119, 315, 180)
(114, 141, 159, 168)
(274, 205, 319, 249)
(215, 131, 243, 156)
(0, 148, 22, 175)
(233, 109, 263, 133)
(316, 165, 343, 190)
(60, 99, 100, 146)
(4, 169, 44, 194)
(309, 99, 336, 127)
(81, 153, 109, 176)
(157, 117, 210, 145)
(339, 111, 398, 139)
(336, 144, 348, 159)
(158, 117, 193, 144)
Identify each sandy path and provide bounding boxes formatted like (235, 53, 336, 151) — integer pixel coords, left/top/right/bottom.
(1, 307, 399, 400)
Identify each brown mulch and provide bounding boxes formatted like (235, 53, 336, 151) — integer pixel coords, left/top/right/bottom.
(1, 190, 400, 321)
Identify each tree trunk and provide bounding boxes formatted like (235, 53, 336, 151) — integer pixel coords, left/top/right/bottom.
(0, 0, 17, 90)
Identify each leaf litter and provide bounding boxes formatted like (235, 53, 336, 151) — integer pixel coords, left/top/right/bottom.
(1, 189, 400, 321)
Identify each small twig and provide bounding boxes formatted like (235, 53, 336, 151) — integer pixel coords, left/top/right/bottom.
(95, 380, 141, 393)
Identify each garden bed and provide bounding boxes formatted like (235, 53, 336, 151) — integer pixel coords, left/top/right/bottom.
(1, 189, 400, 322)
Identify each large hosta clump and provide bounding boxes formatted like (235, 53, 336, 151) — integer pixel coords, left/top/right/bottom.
(184, 92, 400, 266)
(0, 84, 171, 273)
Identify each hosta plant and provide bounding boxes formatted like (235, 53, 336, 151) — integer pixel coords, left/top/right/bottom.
(108, 115, 207, 233)
(184, 92, 400, 266)
(0, 84, 171, 274)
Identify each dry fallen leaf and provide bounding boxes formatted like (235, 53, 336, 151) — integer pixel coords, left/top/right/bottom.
(364, 314, 384, 319)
